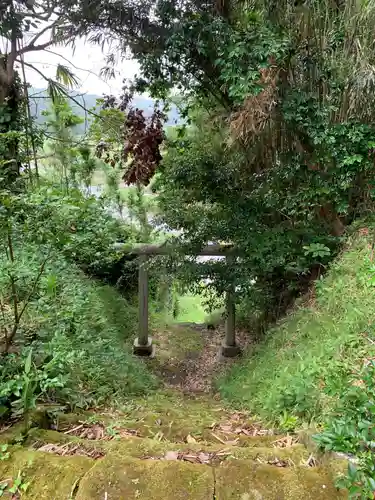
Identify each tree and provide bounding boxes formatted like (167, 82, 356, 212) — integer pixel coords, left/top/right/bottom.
(0, 0, 78, 186)
(43, 97, 99, 192)
(89, 99, 125, 147)
(42, 97, 83, 190)
(68, 0, 242, 103)
(95, 88, 166, 187)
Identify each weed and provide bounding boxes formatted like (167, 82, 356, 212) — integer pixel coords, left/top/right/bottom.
(0, 471, 30, 497)
(277, 411, 299, 433)
(0, 445, 10, 461)
(106, 424, 120, 439)
(315, 360, 375, 498)
(8, 471, 30, 496)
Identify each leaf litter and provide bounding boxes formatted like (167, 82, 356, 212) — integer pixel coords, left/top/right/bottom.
(61, 421, 139, 440)
(33, 441, 105, 460)
(143, 449, 232, 465)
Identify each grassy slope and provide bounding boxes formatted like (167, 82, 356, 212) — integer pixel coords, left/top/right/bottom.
(219, 228, 375, 423)
(2, 245, 158, 406)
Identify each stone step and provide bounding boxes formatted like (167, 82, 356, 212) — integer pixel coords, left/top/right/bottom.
(0, 447, 347, 499)
(47, 402, 279, 447)
(27, 427, 313, 465)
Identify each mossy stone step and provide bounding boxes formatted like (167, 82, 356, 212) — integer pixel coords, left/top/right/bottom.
(0, 448, 92, 499)
(216, 461, 346, 499)
(27, 428, 312, 464)
(0, 448, 346, 499)
(76, 455, 213, 500)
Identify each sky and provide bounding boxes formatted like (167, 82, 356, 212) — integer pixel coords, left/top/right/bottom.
(22, 37, 140, 96)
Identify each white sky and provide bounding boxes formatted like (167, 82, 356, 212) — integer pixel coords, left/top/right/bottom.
(22, 37, 140, 96)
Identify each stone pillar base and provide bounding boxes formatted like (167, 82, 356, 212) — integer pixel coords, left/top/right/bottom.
(133, 338, 155, 357)
(220, 342, 241, 358)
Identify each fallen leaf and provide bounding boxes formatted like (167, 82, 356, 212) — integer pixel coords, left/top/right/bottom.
(224, 439, 239, 446)
(186, 434, 197, 444)
(267, 458, 290, 467)
(164, 451, 179, 461)
(219, 425, 233, 433)
(197, 452, 210, 463)
(183, 454, 198, 463)
(211, 433, 227, 445)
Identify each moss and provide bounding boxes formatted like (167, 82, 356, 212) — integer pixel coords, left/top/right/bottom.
(215, 461, 346, 499)
(26, 425, 311, 468)
(0, 431, 347, 500)
(76, 455, 213, 500)
(0, 422, 26, 444)
(57, 392, 231, 443)
(226, 444, 309, 464)
(27, 428, 76, 445)
(106, 437, 310, 464)
(0, 449, 93, 499)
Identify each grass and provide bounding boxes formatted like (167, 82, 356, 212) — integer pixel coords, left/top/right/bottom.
(174, 293, 208, 323)
(218, 228, 375, 423)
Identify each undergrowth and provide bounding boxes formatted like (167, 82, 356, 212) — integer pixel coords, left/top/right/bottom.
(0, 185, 158, 420)
(0, 247, 157, 412)
(219, 228, 375, 424)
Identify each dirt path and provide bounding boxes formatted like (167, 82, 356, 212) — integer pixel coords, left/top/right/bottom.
(150, 323, 252, 393)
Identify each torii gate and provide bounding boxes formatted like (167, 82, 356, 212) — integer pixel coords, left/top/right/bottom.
(120, 243, 241, 359)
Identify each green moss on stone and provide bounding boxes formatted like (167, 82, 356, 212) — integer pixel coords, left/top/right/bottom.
(0, 422, 26, 444)
(76, 455, 213, 500)
(0, 449, 93, 499)
(215, 460, 346, 499)
(107, 436, 310, 464)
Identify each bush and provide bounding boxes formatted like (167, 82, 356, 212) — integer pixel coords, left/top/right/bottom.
(17, 184, 136, 276)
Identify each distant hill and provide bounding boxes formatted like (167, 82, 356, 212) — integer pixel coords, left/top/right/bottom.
(29, 88, 181, 134)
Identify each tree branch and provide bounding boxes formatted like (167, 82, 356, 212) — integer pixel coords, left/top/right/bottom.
(20, 20, 58, 53)
(19, 60, 102, 119)
(18, 17, 73, 56)
(19, 39, 57, 55)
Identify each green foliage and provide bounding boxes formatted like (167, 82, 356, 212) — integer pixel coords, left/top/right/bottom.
(0, 243, 157, 411)
(1, 470, 30, 497)
(13, 184, 135, 279)
(214, 12, 289, 103)
(88, 100, 125, 147)
(42, 98, 98, 191)
(315, 361, 375, 498)
(157, 109, 344, 318)
(0, 183, 157, 414)
(127, 184, 154, 242)
(218, 230, 375, 421)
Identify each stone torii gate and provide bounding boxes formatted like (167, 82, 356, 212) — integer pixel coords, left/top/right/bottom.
(125, 243, 241, 359)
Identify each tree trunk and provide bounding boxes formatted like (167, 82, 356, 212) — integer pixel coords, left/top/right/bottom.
(0, 59, 22, 187)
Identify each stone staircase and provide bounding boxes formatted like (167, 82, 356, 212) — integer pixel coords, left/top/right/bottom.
(0, 393, 347, 499)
